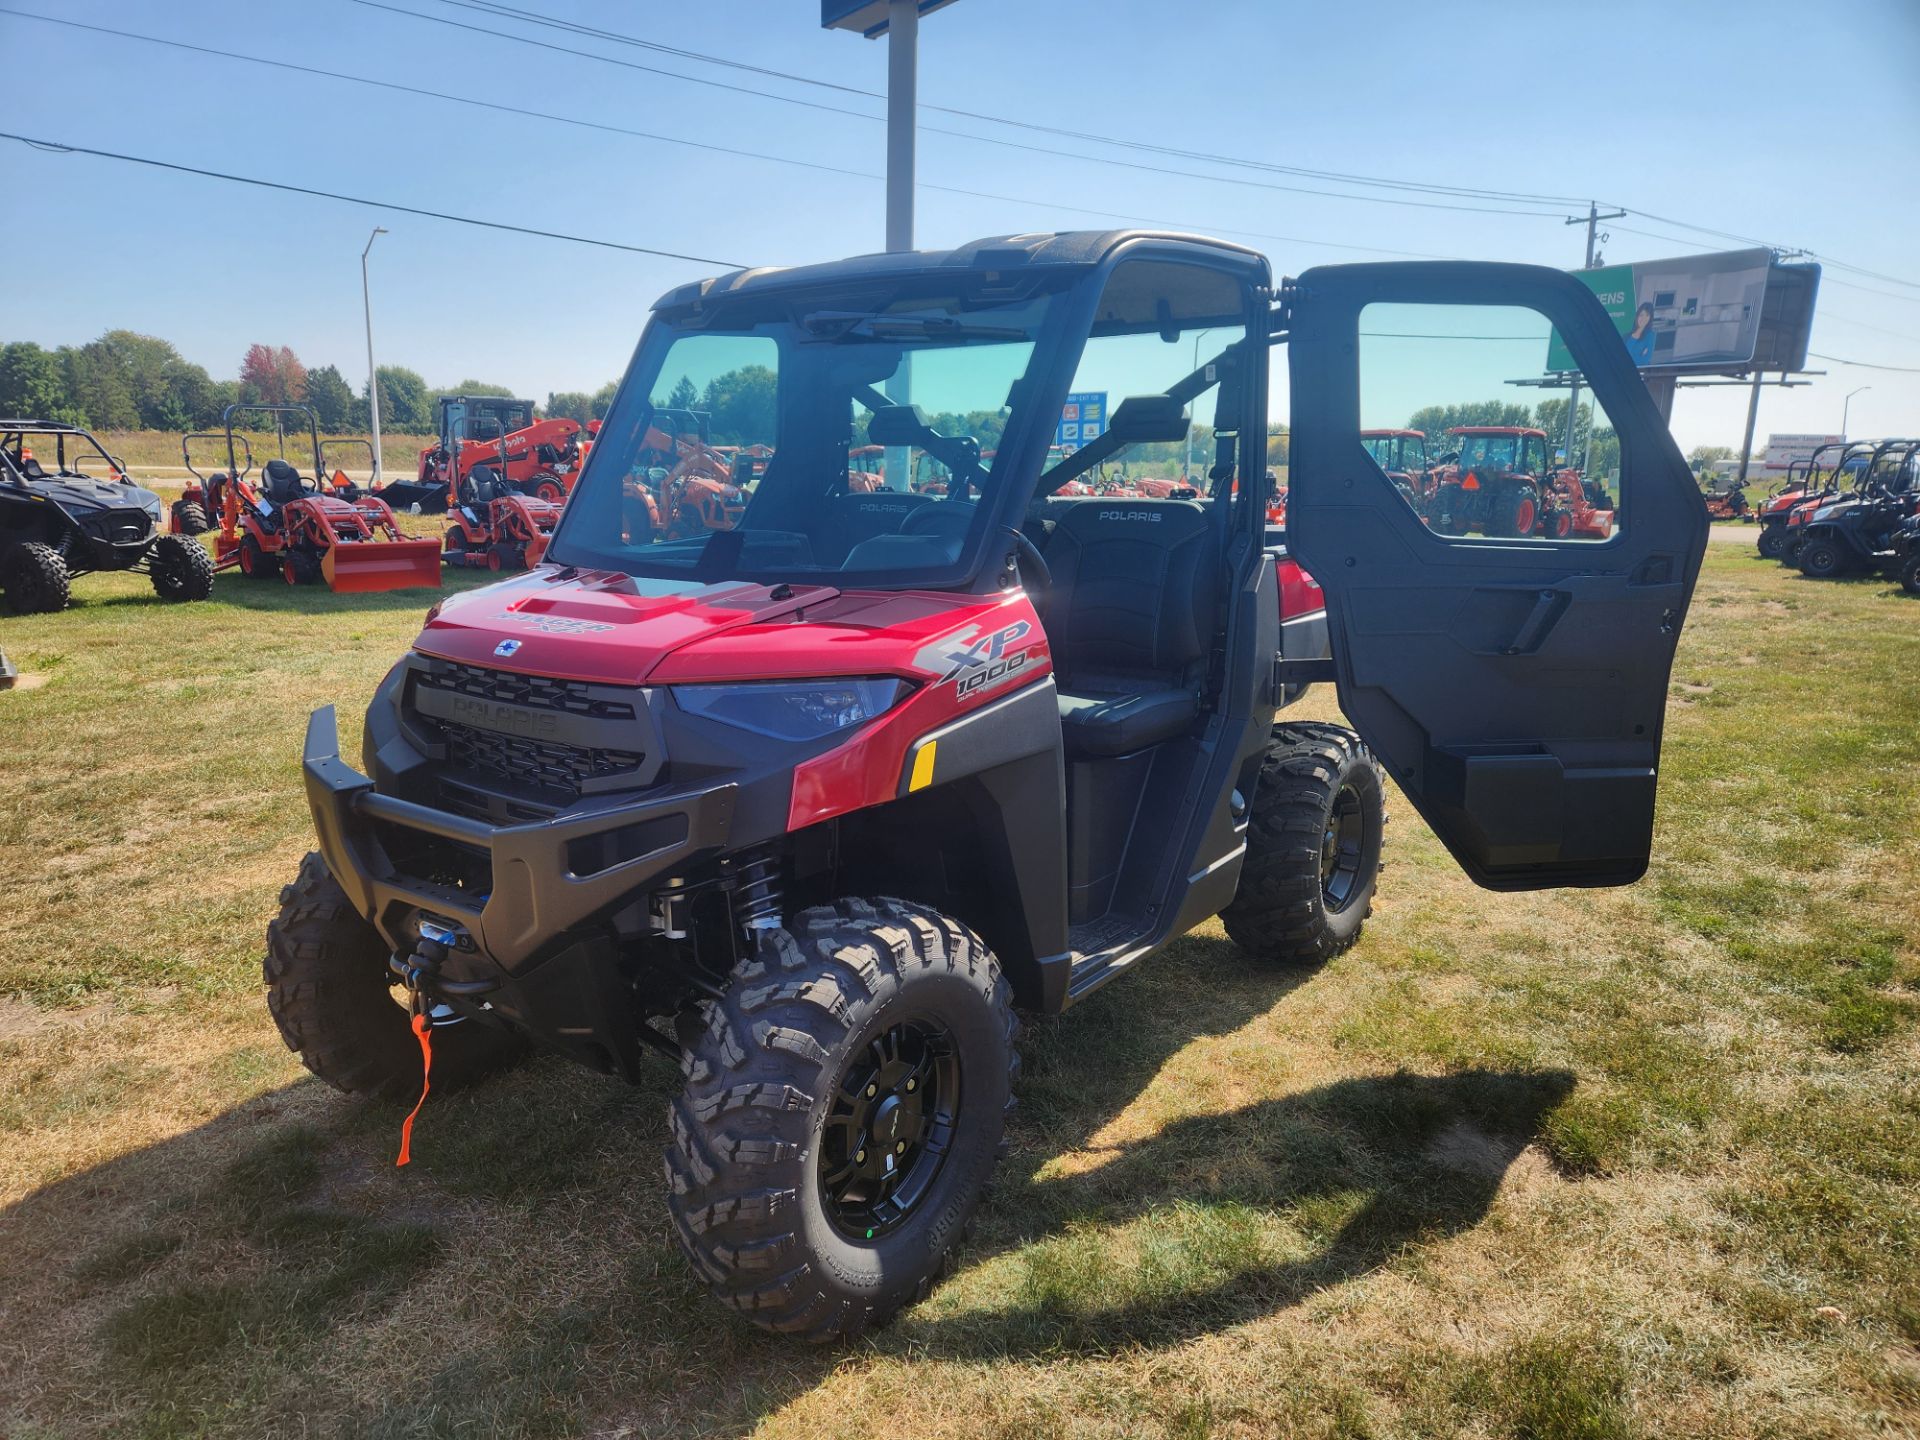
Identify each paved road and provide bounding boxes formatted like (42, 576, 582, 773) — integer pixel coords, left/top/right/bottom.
(1710, 522, 1759, 546)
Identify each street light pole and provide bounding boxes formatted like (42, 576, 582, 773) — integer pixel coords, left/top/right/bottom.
(1562, 202, 1625, 469)
(361, 226, 388, 481)
(1842, 385, 1869, 437)
(1183, 328, 1215, 482)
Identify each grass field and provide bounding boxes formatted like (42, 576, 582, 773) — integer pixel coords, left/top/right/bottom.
(0, 545, 1915, 1439)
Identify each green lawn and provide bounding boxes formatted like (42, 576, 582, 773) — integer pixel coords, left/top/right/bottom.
(1, 546, 1915, 1439)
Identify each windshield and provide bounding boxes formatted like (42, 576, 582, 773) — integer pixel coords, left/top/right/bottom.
(546, 281, 1065, 587)
(1, 427, 119, 483)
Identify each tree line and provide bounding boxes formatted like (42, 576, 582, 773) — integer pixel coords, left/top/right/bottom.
(0, 329, 626, 437)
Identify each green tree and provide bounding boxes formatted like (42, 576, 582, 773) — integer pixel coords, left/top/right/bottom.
(545, 390, 593, 424)
(371, 365, 432, 432)
(63, 341, 139, 430)
(1407, 399, 1535, 438)
(304, 364, 358, 431)
(666, 375, 698, 411)
(699, 365, 777, 445)
(0, 342, 77, 423)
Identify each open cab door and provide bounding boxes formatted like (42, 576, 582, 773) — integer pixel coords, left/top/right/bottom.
(1282, 263, 1708, 889)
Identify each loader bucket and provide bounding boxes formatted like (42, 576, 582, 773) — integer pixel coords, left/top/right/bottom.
(322, 538, 444, 594)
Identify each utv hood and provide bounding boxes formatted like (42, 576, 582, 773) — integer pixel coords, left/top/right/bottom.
(23, 476, 163, 517)
(412, 566, 987, 687)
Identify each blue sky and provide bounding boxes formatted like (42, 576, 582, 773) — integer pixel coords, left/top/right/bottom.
(3, 0, 1917, 452)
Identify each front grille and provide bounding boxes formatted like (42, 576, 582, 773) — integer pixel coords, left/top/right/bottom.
(417, 660, 636, 719)
(440, 720, 646, 794)
(79, 508, 153, 545)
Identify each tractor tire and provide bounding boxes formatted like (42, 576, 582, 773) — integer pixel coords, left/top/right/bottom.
(172, 500, 210, 536)
(530, 472, 566, 505)
(1489, 483, 1539, 539)
(285, 549, 323, 586)
(1756, 525, 1786, 560)
(1798, 536, 1850, 579)
(2, 542, 71, 614)
(239, 533, 281, 579)
(265, 852, 525, 1099)
(1543, 507, 1574, 540)
(1221, 721, 1386, 969)
(147, 534, 215, 603)
(666, 898, 1019, 1343)
(442, 527, 467, 566)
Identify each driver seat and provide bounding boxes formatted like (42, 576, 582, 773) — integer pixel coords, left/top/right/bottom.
(1042, 499, 1220, 757)
(261, 459, 307, 505)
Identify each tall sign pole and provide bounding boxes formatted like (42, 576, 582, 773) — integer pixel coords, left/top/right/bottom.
(1563, 202, 1624, 466)
(884, 0, 917, 252)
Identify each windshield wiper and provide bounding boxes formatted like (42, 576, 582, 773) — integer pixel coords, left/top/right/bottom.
(799, 310, 1028, 342)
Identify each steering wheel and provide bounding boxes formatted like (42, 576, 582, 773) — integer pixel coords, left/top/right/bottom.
(1004, 525, 1052, 596)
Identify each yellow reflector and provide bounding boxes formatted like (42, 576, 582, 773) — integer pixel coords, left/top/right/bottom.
(909, 742, 937, 792)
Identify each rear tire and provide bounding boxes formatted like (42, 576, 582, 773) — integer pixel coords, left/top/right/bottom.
(2, 542, 71, 614)
(147, 534, 215, 602)
(1490, 483, 1538, 538)
(1430, 484, 1473, 536)
(666, 898, 1018, 1342)
(172, 500, 210, 536)
(1900, 554, 1920, 596)
(1221, 722, 1386, 968)
(264, 852, 524, 1099)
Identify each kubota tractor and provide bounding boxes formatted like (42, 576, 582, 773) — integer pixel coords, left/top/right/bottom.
(205, 404, 442, 593)
(270, 231, 1705, 1343)
(1361, 428, 1437, 514)
(442, 455, 562, 572)
(387, 396, 583, 514)
(1425, 426, 1614, 540)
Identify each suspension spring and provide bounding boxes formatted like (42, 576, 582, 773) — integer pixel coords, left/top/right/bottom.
(732, 847, 785, 934)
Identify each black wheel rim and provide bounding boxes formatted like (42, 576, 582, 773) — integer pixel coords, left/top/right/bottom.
(820, 1017, 961, 1241)
(1321, 782, 1368, 912)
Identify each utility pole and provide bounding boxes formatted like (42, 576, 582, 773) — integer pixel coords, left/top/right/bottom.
(1563, 202, 1625, 469)
(1842, 385, 1869, 437)
(361, 227, 388, 481)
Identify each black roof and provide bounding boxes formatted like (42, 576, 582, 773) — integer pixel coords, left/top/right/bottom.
(652, 229, 1260, 313)
(0, 420, 98, 434)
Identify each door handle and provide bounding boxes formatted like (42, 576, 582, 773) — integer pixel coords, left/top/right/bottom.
(1504, 589, 1567, 655)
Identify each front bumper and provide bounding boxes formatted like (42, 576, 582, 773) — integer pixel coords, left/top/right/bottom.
(303, 704, 737, 971)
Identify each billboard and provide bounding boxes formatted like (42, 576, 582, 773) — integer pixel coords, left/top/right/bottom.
(1762, 433, 1845, 472)
(1056, 391, 1107, 450)
(1547, 247, 1774, 374)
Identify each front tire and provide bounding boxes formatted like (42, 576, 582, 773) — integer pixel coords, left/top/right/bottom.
(265, 852, 524, 1098)
(1798, 536, 1848, 578)
(1, 542, 71, 614)
(1221, 722, 1386, 968)
(667, 898, 1018, 1342)
(1756, 524, 1786, 559)
(147, 534, 215, 602)
(1901, 553, 1920, 596)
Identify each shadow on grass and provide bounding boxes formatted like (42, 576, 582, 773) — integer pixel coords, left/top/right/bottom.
(0, 934, 1571, 1435)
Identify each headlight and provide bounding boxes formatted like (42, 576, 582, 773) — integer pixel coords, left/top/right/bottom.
(672, 678, 908, 741)
(141, 495, 163, 523)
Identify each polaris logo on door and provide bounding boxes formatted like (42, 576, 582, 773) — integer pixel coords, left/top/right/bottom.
(918, 619, 1037, 700)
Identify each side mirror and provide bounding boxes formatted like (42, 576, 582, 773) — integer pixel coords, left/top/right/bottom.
(1106, 394, 1190, 444)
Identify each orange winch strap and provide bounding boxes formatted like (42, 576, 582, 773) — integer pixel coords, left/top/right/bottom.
(395, 1011, 434, 1168)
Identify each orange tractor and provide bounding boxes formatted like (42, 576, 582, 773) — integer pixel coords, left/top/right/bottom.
(199, 404, 441, 592)
(639, 408, 754, 540)
(406, 396, 584, 510)
(441, 429, 562, 572)
(1424, 426, 1614, 540)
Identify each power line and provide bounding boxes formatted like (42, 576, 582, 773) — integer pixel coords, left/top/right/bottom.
(0, 131, 747, 266)
(427, 0, 1597, 208)
(0, 7, 1457, 264)
(347, 0, 1572, 219)
(1808, 352, 1920, 375)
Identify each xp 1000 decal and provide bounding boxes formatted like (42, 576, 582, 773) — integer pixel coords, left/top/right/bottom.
(915, 619, 1040, 701)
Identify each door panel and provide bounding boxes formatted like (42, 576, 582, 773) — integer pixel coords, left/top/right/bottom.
(1284, 262, 1707, 889)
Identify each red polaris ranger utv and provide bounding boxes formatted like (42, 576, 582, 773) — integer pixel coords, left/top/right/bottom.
(270, 232, 1706, 1341)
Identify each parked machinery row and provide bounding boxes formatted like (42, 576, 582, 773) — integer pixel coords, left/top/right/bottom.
(1756, 437, 1920, 589)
